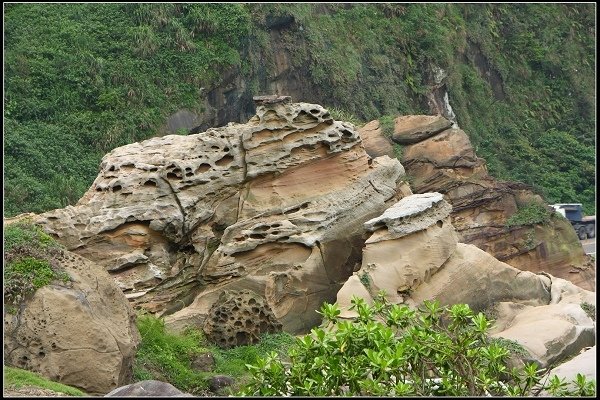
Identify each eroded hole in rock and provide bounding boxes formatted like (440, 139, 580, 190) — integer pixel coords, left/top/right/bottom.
(341, 129, 353, 138)
(112, 185, 122, 192)
(211, 145, 220, 150)
(167, 172, 181, 180)
(215, 155, 234, 167)
(108, 165, 116, 172)
(437, 220, 444, 228)
(309, 108, 320, 115)
(143, 180, 157, 187)
(249, 233, 266, 240)
(121, 163, 135, 171)
(293, 110, 319, 124)
(223, 147, 230, 152)
(196, 163, 211, 173)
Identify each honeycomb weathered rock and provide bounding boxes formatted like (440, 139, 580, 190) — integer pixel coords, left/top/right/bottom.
(202, 290, 282, 348)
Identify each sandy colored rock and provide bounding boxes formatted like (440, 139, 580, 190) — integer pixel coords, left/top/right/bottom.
(4, 249, 140, 395)
(337, 194, 457, 310)
(394, 116, 591, 290)
(392, 115, 453, 144)
(489, 301, 595, 368)
(358, 120, 395, 158)
(32, 100, 407, 335)
(546, 346, 596, 385)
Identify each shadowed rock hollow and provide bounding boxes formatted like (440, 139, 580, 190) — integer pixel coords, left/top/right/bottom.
(32, 97, 410, 336)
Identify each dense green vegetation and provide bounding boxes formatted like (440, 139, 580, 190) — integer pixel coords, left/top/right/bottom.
(4, 3, 595, 216)
(240, 295, 596, 396)
(133, 314, 295, 395)
(4, 366, 88, 396)
(3, 221, 69, 309)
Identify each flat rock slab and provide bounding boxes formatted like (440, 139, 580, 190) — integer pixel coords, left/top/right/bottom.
(392, 115, 452, 144)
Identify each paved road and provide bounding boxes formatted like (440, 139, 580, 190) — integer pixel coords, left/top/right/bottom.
(581, 238, 596, 255)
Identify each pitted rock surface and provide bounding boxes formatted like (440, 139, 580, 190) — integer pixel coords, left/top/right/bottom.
(386, 114, 591, 290)
(202, 290, 282, 348)
(31, 100, 407, 334)
(3, 248, 140, 395)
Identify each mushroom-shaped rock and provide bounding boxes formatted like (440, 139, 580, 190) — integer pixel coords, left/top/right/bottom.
(337, 193, 457, 311)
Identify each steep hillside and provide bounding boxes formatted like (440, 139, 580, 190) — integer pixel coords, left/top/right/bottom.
(3, 3, 595, 216)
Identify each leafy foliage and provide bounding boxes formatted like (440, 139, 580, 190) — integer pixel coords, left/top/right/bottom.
(239, 295, 596, 396)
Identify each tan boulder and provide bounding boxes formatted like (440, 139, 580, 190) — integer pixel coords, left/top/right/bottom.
(392, 115, 453, 144)
(32, 99, 408, 335)
(358, 120, 395, 158)
(4, 249, 140, 395)
(489, 300, 595, 368)
(545, 346, 596, 388)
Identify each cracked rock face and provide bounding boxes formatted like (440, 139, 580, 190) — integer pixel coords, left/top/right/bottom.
(3, 249, 140, 395)
(336, 193, 595, 369)
(32, 100, 408, 334)
(378, 114, 591, 290)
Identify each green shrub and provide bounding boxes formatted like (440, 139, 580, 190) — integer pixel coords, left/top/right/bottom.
(506, 202, 551, 227)
(239, 294, 596, 396)
(3, 221, 60, 252)
(4, 366, 87, 396)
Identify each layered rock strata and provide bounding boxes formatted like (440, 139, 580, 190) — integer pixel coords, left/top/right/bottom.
(372, 115, 591, 290)
(32, 99, 409, 334)
(3, 248, 140, 395)
(336, 193, 595, 369)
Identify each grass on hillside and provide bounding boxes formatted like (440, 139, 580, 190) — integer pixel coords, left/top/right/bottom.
(3, 366, 88, 396)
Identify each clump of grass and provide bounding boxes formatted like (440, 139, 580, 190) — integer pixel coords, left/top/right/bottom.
(133, 315, 208, 394)
(506, 202, 551, 227)
(488, 337, 530, 358)
(4, 366, 87, 396)
(3, 221, 70, 308)
(327, 106, 363, 126)
(133, 313, 296, 395)
(580, 302, 595, 321)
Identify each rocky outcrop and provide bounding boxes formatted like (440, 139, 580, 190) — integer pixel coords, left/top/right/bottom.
(32, 98, 409, 335)
(105, 380, 193, 397)
(3, 248, 140, 395)
(336, 193, 595, 368)
(370, 114, 592, 290)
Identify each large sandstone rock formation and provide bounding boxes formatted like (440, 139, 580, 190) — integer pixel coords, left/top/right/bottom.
(336, 193, 595, 369)
(3, 247, 140, 395)
(363, 114, 592, 290)
(32, 97, 410, 335)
